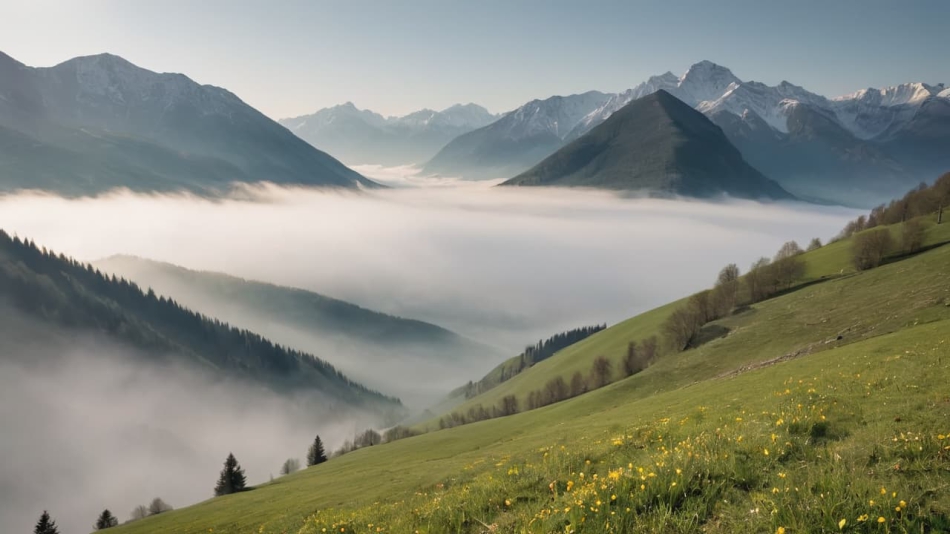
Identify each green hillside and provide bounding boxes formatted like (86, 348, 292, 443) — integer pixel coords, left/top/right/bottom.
(106, 213, 950, 533)
(430, 214, 950, 424)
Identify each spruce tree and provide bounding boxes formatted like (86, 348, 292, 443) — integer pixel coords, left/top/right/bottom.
(34, 511, 59, 534)
(214, 453, 247, 496)
(95, 509, 119, 530)
(307, 435, 328, 466)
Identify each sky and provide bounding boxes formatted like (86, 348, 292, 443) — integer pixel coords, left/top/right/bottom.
(1, 0, 948, 119)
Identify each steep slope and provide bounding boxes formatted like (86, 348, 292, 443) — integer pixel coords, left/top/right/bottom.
(0, 51, 377, 195)
(422, 91, 611, 179)
(709, 104, 909, 206)
(502, 91, 792, 200)
(0, 230, 401, 414)
(280, 103, 497, 166)
(433, 213, 950, 421)
(107, 220, 950, 534)
(93, 256, 503, 407)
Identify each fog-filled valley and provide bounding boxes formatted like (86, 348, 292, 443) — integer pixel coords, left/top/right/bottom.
(0, 307, 373, 534)
(0, 185, 859, 351)
(0, 182, 866, 532)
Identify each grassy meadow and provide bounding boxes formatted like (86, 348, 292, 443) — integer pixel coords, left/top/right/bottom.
(110, 216, 950, 534)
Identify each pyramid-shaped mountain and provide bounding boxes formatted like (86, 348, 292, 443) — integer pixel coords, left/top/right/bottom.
(501, 90, 793, 200)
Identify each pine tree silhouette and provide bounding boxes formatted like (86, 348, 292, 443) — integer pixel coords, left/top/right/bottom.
(307, 435, 328, 466)
(95, 509, 119, 530)
(214, 453, 247, 496)
(34, 511, 60, 534)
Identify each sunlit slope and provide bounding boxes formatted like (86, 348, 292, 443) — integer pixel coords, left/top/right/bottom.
(433, 214, 950, 421)
(109, 230, 950, 533)
(110, 313, 950, 533)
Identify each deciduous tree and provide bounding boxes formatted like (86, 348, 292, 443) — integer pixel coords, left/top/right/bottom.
(852, 227, 893, 271)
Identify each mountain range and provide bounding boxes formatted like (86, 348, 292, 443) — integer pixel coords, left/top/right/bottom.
(0, 51, 377, 196)
(424, 61, 949, 206)
(502, 91, 793, 200)
(279, 102, 498, 166)
(94, 255, 503, 408)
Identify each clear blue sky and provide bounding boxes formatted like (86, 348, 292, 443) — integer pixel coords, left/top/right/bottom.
(1, 0, 947, 119)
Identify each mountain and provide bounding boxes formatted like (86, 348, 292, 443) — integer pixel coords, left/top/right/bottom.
(502, 91, 793, 200)
(0, 51, 378, 196)
(279, 102, 498, 166)
(93, 256, 503, 407)
(424, 60, 948, 206)
(422, 91, 612, 179)
(0, 230, 402, 415)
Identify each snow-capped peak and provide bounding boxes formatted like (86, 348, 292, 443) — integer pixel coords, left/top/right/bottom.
(829, 82, 946, 139)
(675, 60, 742, 106)
(832, 82, 943, 107)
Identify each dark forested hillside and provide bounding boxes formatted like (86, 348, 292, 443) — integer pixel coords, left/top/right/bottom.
(0, 230, 401, 412)
(450, 324, 606, 400)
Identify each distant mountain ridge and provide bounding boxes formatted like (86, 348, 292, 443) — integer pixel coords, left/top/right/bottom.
(422, 91, 611, 179)
(0, 230, 402, 416)
(503, 91, 793, 200)
(94, 255, 504, 408)
(0, 51, 378, 196)
(279, 102, 498, 166)
(424, 60, 949, 206)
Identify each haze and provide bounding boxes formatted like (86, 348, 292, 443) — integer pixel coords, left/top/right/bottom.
(0, 309, 373, 534)
(0, 183, 860, 351)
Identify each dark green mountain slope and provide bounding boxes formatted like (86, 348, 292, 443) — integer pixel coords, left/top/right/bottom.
(0, 230, 401, 413)
(93, 256, 503, 407)
(502, 90, 793, 200)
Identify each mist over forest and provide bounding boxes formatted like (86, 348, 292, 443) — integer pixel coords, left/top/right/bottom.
(0, 181, 863, 533)
(0, 184, 860, 350)
(0, 307, 371, 534)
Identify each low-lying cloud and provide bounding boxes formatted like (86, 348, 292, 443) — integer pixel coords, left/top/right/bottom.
(0, 184, 860, 351)
(0, 310, 371, 534)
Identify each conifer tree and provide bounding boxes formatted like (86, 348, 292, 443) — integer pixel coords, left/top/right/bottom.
(307, 435, 328, 466)
(95, 509, 119, 530)
(214, 453, 247, 496)
(34, 511, 59, 534)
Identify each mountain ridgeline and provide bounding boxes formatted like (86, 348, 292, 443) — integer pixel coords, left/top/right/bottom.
(450, 324, 606, 401)
(423, 91, 611, 180)
(424, 60, 949, 206)
(0, 51, 377, 196)
(93, 255, 503, 407)
(0, 230, 402, 414)
(279, 102, 498, 166)
(502, 91, 793, 200)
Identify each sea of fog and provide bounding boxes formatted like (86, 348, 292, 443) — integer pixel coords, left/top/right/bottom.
(0, 176, 863, 533)
(0, 179, 862, 350)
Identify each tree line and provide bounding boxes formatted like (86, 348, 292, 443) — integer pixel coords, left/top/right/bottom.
(836, 173, 948, 271)
(454, 324, 606, 400)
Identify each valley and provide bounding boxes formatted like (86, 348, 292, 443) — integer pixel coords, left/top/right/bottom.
(1, 5, 947, 533)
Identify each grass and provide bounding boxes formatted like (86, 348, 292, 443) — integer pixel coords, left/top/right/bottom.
(428, 214, 950, 426)
(111, 220, 950, 534)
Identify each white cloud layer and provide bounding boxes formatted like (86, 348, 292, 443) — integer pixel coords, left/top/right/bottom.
(0, 185, 861, 350)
